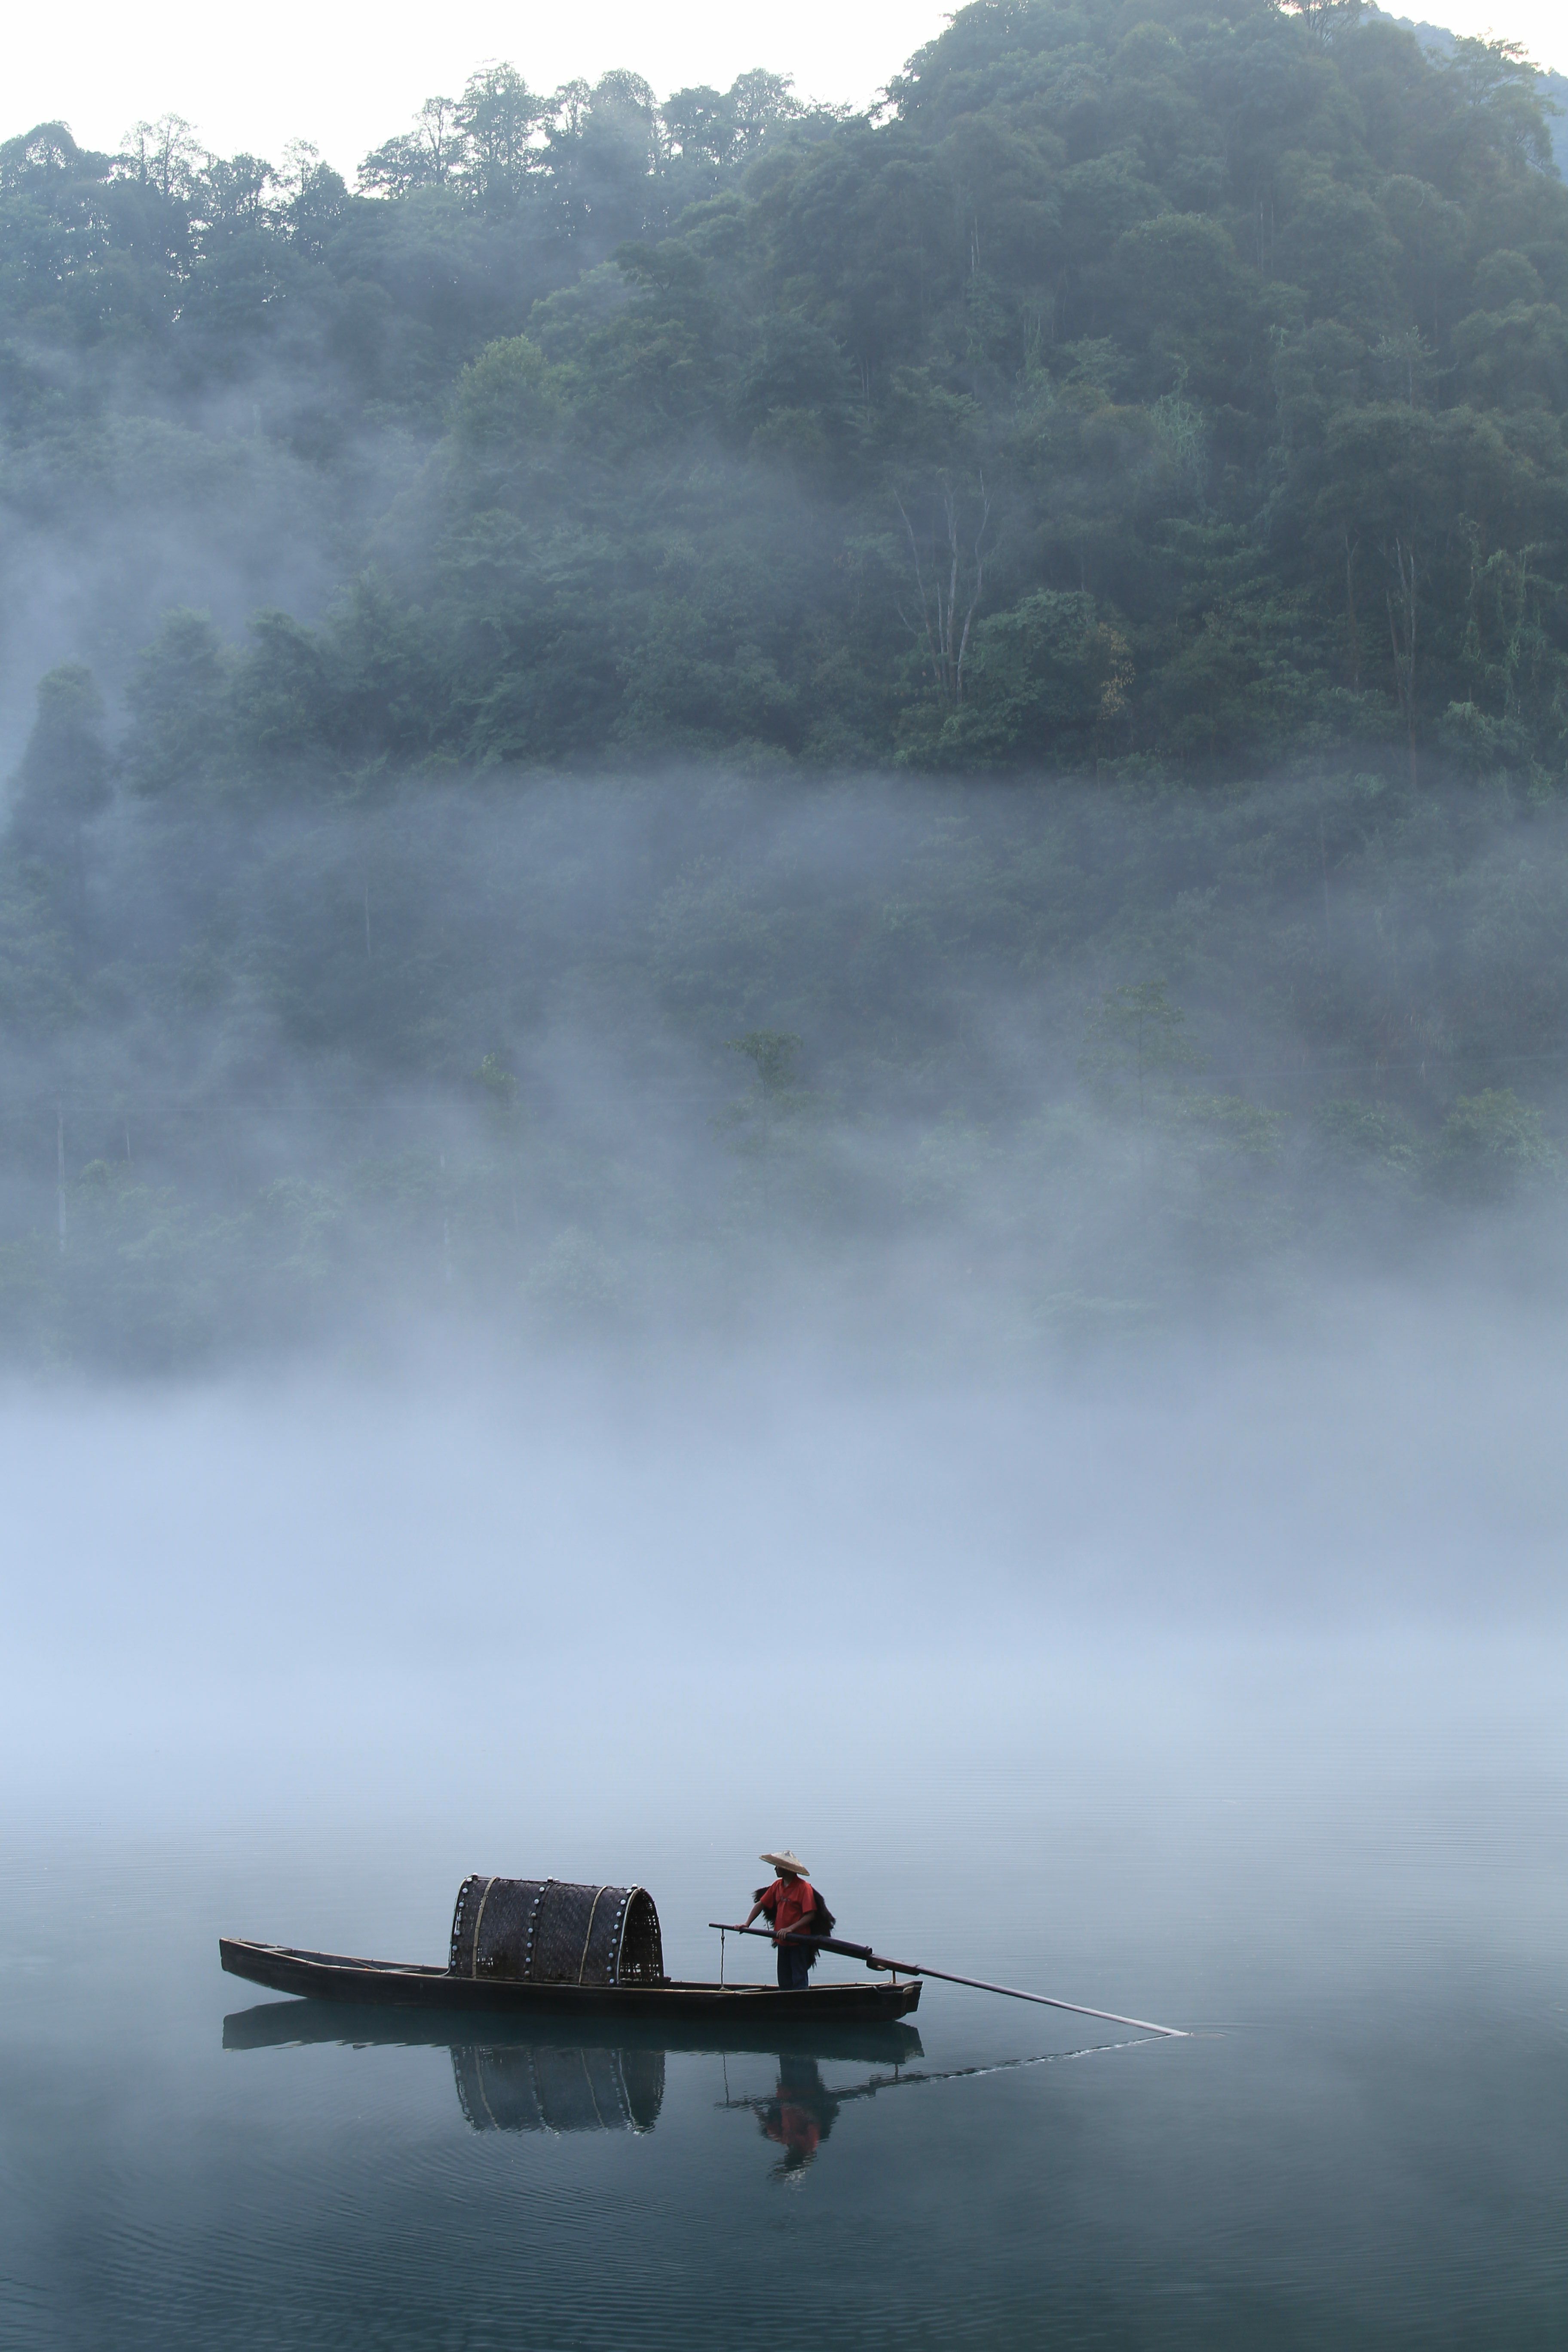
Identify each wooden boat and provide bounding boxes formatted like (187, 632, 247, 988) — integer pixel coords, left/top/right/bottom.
(219, 1937, 923, 2024)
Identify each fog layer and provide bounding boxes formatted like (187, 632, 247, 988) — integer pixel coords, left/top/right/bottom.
(3, 770, 1568, 1373)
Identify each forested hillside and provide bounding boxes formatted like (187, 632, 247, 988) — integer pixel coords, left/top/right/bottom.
(3, 0, 1565, 780)
(2, 0, 1568, 1367)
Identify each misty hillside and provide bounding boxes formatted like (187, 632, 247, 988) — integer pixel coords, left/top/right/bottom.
(3, 0, 1565, 780)
(2, 0, 1568, 1368)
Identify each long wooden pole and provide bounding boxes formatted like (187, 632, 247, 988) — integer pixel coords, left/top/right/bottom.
(709, 1922, 1187, 2038)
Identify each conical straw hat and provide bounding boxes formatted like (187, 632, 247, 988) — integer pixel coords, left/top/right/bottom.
(760, 1850, 809, 1875)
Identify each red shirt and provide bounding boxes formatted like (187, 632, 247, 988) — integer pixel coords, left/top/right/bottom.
(762, 1876, 816, 1937)
(766, 2102, 821, 2159)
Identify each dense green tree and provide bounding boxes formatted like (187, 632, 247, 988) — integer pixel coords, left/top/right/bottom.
(122, 612, 230, 797)
(7, 665, 110, 861)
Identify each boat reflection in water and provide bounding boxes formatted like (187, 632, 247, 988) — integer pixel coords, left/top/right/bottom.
(224, 2001, 667, 2134)
(222, 2001, 924, 2143)
(453, 2040, 664, 2133)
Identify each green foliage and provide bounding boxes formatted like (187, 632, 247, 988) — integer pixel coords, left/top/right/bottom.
(1082, 981, 1200, 1113)
(450, 335, 561, 448)
(726, 1030, 804, 1096)
(3, 3, 1567, 782)
(0, 860, 77, 1032)
(1437, 1085, 1558, 1197)
(472, 1051, 520, 1106)
(946, 591, 1132, 764)
(718, 1032, 821, 1213)
(1312, 1097, 1420, 1189)
(7, 666, 110, 868)
(123, 612, 229, 797)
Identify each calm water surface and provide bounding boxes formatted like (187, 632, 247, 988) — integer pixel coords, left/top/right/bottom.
(3, 1748, 1565, 2350)
(0, 1364, 1565, 2347)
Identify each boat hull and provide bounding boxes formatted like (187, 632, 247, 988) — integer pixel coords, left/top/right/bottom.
(219, 1938, 923, 2022)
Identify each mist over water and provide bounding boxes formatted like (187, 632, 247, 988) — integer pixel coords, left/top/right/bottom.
(9, 766, 1568, 1390)
(3, 766, 1567, 2345)
(3, 1270, 1566, 2344)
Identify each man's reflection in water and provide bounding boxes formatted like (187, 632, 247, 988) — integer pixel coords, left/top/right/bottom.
(757, 2055, 840, 2184)
(727, 2035, 1114, 2181)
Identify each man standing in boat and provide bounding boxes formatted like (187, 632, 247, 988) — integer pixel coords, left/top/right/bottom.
(739, 1851, 819, 1991)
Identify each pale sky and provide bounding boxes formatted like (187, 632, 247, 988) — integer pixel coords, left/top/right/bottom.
(5, 0, 1565, 177)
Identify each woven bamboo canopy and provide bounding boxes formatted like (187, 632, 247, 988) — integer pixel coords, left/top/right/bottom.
(449, 1876, 665, 1987)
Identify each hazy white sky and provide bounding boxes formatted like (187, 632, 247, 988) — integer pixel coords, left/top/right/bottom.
(6, 1, 1565, 176)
